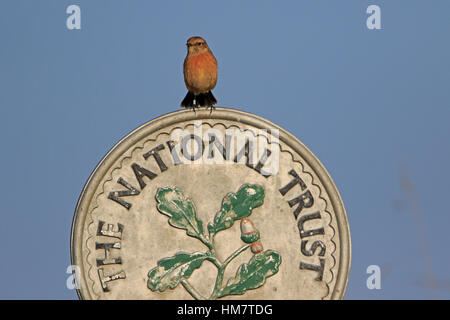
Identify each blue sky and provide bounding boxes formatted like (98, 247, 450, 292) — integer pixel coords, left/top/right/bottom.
(0, 1, 449, 299)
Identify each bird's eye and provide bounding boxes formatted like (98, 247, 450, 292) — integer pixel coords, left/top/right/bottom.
(197, 42, 202, 46)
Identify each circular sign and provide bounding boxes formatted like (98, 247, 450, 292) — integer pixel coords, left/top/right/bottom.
(71, 107, 351, 300)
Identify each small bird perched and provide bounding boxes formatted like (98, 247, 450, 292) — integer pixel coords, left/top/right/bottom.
(181, 36, 218, 110)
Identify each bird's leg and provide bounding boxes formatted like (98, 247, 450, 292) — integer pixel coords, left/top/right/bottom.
(191, 97, 199, 114)
(208, 105, 216, 114)
(192, 104, 202, 114)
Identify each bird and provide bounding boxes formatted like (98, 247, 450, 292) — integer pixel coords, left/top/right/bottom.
(181, 36, 218, 111)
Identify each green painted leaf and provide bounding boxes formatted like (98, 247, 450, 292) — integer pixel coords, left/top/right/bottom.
(156, 187, 205, 241)
(147, 252, 208, 292)
(208, 184, 264, 234)
(218, 250, 281, 298)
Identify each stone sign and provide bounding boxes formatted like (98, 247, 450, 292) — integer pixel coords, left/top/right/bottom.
(71, 107, 351, 299)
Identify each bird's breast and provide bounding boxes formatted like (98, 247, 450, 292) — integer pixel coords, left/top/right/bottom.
(184, 51, 218, 93)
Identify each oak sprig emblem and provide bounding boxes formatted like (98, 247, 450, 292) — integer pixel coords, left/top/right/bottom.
(147, 184, 282, 300)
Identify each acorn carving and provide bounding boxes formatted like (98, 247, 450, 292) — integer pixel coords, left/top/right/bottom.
(250, 241, 264, 254)
(240, 218, 264, 254)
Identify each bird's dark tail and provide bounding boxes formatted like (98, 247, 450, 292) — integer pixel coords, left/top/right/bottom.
(181, 91, 217, 109)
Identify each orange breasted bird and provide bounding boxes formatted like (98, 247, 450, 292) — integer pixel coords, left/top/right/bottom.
(181, 36, 218, 110)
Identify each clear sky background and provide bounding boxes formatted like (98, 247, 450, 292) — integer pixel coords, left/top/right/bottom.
(0, 1, 449, 299)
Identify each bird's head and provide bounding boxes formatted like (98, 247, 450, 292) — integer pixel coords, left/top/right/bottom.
(186, 36, 210, 55)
